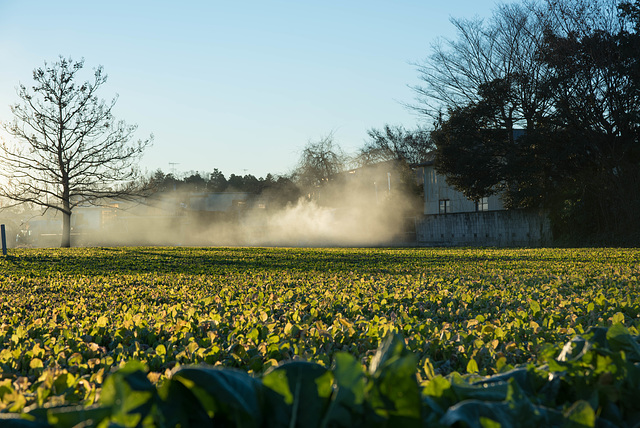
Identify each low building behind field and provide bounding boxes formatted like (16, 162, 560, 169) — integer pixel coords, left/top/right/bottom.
(412, 158, 551, 247)
(334, 158, 551, 247)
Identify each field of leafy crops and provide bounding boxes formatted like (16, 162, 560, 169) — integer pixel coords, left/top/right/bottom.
(0, 246, 639, 426)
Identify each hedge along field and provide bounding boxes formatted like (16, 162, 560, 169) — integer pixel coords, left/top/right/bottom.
(0, 246, 639, 416)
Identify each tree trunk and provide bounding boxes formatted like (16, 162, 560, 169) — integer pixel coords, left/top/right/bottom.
(61, 210, 71, 248)
(61, 178, 71, 247)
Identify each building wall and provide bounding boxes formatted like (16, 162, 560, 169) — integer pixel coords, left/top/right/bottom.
(419, 164, 504, 215)
(188, 192, 251, 212)
(416, 209, 551, 247)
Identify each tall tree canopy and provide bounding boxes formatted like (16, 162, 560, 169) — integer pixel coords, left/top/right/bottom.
(539, 0, 640, 238)
(0, 57, 152, 247)
(355, 125, 433, 167)
(419, 0, 640, 243)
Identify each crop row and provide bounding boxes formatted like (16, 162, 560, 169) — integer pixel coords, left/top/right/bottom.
(5, 325, 640, 427)
(0, 247, 638, 414)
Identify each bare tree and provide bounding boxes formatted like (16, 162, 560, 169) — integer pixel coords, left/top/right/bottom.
(355, 124, 433, 166)
(0, 57, 152, 247)
(540, 0, 625, 36)
(411, 1, 553, 131)
(294, 133, 345, 191)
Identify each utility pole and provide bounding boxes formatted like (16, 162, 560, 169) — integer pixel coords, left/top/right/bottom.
(169, 162, 179, 175)
(169, 163, 179, 191)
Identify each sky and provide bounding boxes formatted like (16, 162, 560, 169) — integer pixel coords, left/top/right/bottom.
(0, 1, 500, 179)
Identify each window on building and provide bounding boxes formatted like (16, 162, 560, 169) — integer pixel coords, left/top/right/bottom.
(475, 197, 489, 212)
(439, 199, 450, 214)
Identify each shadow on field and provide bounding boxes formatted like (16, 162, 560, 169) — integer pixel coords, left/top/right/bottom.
(2, 247, 427, 276)
(1, 247, 608, 277)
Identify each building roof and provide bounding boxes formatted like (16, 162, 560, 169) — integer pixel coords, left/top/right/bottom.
(411, 151, 436, 168)
(410, 129, 526, 168)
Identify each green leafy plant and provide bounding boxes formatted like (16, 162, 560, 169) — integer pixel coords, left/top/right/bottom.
(0, 246, 638, 426)
(4, 326, 640, 427)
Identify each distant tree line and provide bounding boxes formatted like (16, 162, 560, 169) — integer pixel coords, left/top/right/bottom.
(142, 169, 301, 208)
(139, 124, 431, 217)
(146, 169, 267, 194)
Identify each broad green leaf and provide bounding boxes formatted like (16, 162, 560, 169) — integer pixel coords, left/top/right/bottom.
(423, 375, 453, 400)
(564, 400, 595, 427)
(158, 378, 211, 427)
(530, 300, 541, 317)
(480, 416, 502, 428)
(423, 357, 436, 380)
(96, 315, 108, 328)
(368, 333, 421, 426)
(172, 366, 262, 428)
(262, 361, 332, 428)
(606, 323, 640, 360)
(467, 358, 479, 375)
(155, 344, 166, 357)
(29, 358, 43, 369)
(46, 405, 112, 428)
(53, 373, 77, 395)
(441, 398, 565, 428)
(369, 332, 409, 376)
(320, 352, 365, 428)
(99, 360, 156, 426)
(611, 312, 625, 325)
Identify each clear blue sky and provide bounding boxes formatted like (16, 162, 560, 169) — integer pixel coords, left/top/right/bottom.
(0, 1, 499, 179)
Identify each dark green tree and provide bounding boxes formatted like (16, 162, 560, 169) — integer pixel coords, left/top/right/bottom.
(537, 0, 640, 240)
(207, 168, 227, 192)
(226, 174, 246, 190)
(431, 84, 510, 202)
(183, 172, 207, 192)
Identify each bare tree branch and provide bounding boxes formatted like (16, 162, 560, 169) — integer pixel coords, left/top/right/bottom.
(0, 56, 152, 247)
(410, 1, 553, 130)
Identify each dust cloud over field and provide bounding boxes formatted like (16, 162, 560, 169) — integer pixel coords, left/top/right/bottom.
(3, 179, 420, 248)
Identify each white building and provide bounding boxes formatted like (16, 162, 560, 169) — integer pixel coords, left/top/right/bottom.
(412, 154, 550, 247)
(414, 158, 504, 215)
